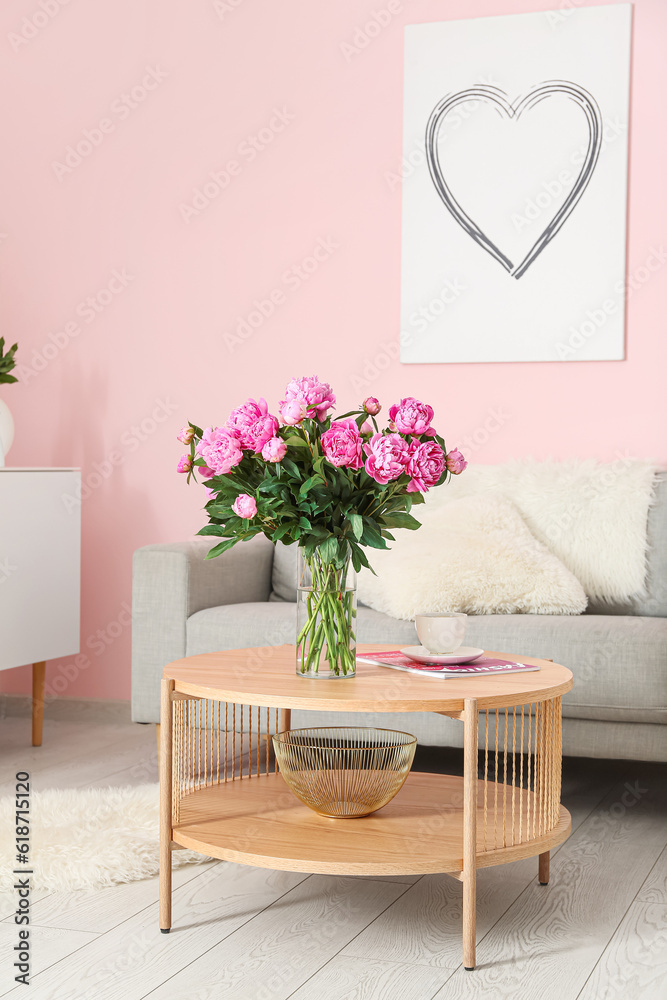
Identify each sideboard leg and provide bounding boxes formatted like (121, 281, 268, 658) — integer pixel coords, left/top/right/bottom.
(462, 698, 478, 971)
(32, 662, 46, 747)
(159, 679, 174, 933)
(539, 850, 550, 885)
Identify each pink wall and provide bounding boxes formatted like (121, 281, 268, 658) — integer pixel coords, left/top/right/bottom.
(1, 0, 664, 701)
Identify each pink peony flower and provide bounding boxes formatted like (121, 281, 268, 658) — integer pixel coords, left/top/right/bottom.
(261, 436, 287, 462)
(197, 464, 215, 478)
(196, 427, 243, 475)
(251, 415, 280, 451)
(321, 419, 363, 469)
(388, 397, 435, 436)
(280, 375, 336, 422)
(406, 439, 446, 493)
(279, 399, 309, 425)
(177, 425, 194, 445)
(363, 433, 409, 484)
(360, 421, 373, 435)
(363, 396, 381, 416)
(232, 493, 257, 519)
(445, 447, 468, 475)
(176, 454, 192, 474)
(226, 398, 279, 453)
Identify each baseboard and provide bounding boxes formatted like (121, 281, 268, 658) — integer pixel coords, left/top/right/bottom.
(0, 692, 132, 724)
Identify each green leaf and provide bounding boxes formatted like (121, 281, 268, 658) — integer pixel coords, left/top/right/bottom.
(317, 536, 338, 564)
(204, 538, 238, 558)
(281, 458, 301, 478)
(350, 541, 372, 572)
(258, 479, 281, 494)
(379, 512, 422, 530)
(272, 524, 294, 542)
(348, 513, 363, 540)
(205, 504, 233, 519)
(360, 518, 387, 550)
(303, 525, 329, 541)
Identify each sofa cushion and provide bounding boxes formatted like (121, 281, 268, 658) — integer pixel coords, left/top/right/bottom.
(356, 494, 587, 618)
(461, 612, 667, 723)
(186, 603, 667, 724)
(443, 460, 660, 606)
(587, 469, 667, 618)
(271, 542, 298, 602)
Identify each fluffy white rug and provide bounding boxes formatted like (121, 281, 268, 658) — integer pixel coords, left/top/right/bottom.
(434, 459, 658, 604)
(358, 494, 587, 619)
(0, 785, 209, 892)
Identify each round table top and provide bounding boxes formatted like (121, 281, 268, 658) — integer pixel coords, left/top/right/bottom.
(163, 644, 572, 712)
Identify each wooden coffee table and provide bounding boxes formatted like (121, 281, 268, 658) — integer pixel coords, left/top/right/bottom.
(159, 644, 572, 970)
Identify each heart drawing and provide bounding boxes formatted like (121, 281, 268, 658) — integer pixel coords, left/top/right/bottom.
(425, 82, 602, 279)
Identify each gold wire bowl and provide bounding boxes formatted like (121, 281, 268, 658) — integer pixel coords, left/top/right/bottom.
(272, 726, 417, 818)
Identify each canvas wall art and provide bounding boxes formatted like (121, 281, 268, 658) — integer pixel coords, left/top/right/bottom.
(400, 5, 632, 363)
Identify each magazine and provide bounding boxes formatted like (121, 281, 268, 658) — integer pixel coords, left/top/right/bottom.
(356, 650, 540, 678)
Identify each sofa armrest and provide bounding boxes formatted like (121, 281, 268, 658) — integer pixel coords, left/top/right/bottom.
(131, 535, 274, 722)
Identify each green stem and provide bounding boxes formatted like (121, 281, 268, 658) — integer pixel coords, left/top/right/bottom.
(297, 551, 356, 676)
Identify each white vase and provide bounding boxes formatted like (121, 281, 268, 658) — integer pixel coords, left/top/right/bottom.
(0, 397, 15, 467)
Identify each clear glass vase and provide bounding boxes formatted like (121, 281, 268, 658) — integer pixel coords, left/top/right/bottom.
(296, 549, 357, 678)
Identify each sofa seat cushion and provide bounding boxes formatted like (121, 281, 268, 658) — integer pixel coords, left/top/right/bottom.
(461, 613, 667, 723)
(186, 604, 667, 724)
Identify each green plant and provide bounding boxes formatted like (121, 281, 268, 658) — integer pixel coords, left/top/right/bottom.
(0, 338, 18, 385)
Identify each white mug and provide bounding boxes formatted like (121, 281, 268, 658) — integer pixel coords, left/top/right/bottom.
(415, 613, 467, 654)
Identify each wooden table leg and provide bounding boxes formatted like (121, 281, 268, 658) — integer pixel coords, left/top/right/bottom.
(539, 850, 550, 885)
(279, 708, 291, 732)
(32, 662, 46, 747)
(159, 679, 174, 933)
(463, 698, 478, 971)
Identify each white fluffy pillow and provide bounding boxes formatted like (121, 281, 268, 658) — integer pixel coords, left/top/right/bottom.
(440, 459, 658, 603)
(357, 494, 587, 619)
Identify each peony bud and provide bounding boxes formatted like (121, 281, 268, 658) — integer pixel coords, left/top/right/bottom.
(363, 396, 381, 416)
(445, 448, 467, 475)
(279, 399, 308, 425)
(262, 436, 287, 463)
(177, 425, 195, 445)
(232, 494, 257, 519)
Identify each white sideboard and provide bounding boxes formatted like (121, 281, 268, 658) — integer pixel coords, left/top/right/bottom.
(0, 468, 81, 744)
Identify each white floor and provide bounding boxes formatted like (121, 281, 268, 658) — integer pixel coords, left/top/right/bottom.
(0, 705, 665, 1000)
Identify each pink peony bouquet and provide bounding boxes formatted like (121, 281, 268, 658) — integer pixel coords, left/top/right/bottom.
(178, 376, 465, 568)
(177, 377, 465, 676)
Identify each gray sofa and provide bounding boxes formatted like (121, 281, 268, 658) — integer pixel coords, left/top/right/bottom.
(132, 472, 667, 761)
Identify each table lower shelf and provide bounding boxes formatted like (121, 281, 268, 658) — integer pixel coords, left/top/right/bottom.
(172, 771, 571, 876)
